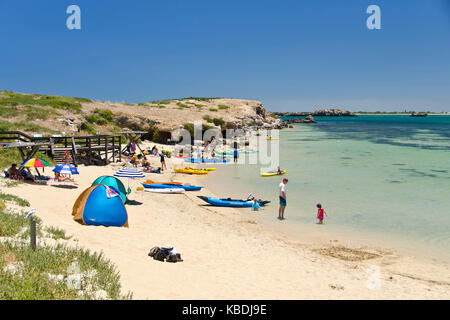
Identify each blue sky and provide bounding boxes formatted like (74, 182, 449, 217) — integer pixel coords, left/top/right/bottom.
(1, 0, 449, 112)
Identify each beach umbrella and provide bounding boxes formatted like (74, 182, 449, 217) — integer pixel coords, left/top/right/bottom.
(21, 158, 51, 168)
(21, 158, 52, 177)
(114, 168, 145, 194)
(53, 164, 79, 175)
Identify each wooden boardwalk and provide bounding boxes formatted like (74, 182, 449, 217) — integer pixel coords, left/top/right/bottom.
(0, 131, 122, 165)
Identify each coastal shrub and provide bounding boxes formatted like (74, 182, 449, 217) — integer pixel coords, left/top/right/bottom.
(0, 193, 30, 207)
(176, 103, 191, 109)
(224, 122, 236, 129)
(25, 106, 57, 120)
(0, 149, 21, 169)
(0, 197, 132, 300)
(78, 122, 97, 135)
(93, 108, 114, 122)
(0, 199, 5, 212)
(183, 123, 213, 137)
(0, 106, 20, 117)
(0, 242, 132, 299)
(150, 99, 171, 105)
(0, 120, 58, 134)
(45, 226, 71, 240)
(209, 108, 218, 112)
(0, 93, 83, 113)
(212, 118, 225, 126)
(0, 211, 29, 237)
(85, 114, 107, 125)
(218, 105, 229, 110)
(202, 115, 213, 123)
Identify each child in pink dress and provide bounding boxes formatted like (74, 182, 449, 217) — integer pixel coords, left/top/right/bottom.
(316, 203, 327, 224)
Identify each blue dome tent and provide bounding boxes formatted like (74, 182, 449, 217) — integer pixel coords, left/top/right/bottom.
(72, 184, 129, 227)
(92, 176, 127, 204)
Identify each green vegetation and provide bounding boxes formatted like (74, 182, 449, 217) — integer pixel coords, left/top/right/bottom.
(0, 196, 131, 300)
(0, 149, 54, 170)
(78, 122, 97, 135)
(150, 99, 171, 105)
(176, 103, 191, 109)
(209, 108, 218, 112)
(0, 241, 132, 299)
(0, 92, 85, 113)
(202, 115, 224, 126)
(212, 118, 225, 126)
(85, 108, 115, 126)
(218, 105, 229, 110)
(183, 123, 213, 136)
(203, 115, 213, 123)
(0, 193, 30, 207)
(0, 210, 36, 237)
(0, 120, 59, 134)
(45, 226, 71, 240)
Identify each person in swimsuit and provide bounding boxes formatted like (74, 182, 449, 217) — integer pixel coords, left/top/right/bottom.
(278, 178, 288, 220)
(316, 203, 328, 224)
(159, 152, 166, 171)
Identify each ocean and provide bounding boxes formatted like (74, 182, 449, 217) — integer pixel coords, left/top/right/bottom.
(202, 115, 450, 262)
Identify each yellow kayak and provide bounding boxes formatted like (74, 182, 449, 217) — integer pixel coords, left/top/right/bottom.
(261, 170, 287, 177)
(187, 167, 216, 171)
(174, 168, 208, 175)
(266, 138, 279, 140)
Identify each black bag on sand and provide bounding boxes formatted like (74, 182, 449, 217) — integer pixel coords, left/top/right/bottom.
(148, 246, 160, 258)
(166, 253, 183, 263)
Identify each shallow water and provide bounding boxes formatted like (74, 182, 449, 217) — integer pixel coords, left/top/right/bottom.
(202, 115, 450, 262)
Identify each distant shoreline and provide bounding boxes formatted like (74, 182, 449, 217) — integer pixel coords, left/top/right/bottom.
(355, 113, 450, 115)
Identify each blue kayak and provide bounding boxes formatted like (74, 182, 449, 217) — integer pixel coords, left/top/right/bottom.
(197, 196, 269, 208)
(142, 183, 203, 191)
(185, 158, 230, 163)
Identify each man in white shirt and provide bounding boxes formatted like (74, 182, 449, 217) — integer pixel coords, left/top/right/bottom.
(279, 177, 288, 220)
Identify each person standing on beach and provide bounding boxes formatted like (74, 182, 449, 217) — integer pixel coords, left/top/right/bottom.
(316, 203, 327, 224)
(278, 177, 288, 220)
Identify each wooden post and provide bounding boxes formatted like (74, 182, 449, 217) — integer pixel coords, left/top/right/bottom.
(105, 136, 109, 165)
(112, 136, 115, 162)
(30, 218, 36, 251)
(119, 136, 122, 162)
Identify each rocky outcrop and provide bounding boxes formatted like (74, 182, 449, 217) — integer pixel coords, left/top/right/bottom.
(273, 109, 356, 117)
(285, 115, 317, 124)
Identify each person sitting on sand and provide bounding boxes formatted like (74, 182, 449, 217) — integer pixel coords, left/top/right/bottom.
(7, 164, 22, 180)
(54, 172, 74, 182)
(141, 156, 151, 168)
(129, 155, 138, 168)
(316, 203, 328, 224)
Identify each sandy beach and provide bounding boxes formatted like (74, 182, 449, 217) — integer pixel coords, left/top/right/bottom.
(1, 141, 449, 300)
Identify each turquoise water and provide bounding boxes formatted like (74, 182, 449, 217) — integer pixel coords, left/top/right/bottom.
(203, 115, 450, 261)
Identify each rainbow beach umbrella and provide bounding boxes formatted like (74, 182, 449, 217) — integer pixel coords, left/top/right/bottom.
(21, 158, 52, 177)
(21, 158, 52, 168)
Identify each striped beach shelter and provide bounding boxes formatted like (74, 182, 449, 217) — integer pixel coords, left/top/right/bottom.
(113, 168, 145, 194)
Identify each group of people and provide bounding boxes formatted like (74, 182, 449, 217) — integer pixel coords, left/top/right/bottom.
(128, 145, 166, 172)
(278, 177, 328, 224)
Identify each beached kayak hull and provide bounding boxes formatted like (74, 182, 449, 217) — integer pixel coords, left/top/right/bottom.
(142, 183, 203, 191)
(261, 170, 287, 177)
(145, 188, 185, 194)
(185, 158, 230, 163)
(173, 168, 208, 174)
(197, 196, 269, 208)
